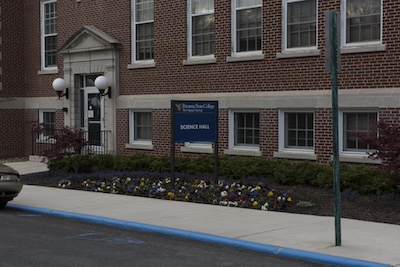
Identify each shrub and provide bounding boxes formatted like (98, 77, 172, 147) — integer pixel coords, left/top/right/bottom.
(340, 164, 392, 195)
(357, 119, 400, 185)
(46, 152, 398, 195)
(42, 127, 87, 160)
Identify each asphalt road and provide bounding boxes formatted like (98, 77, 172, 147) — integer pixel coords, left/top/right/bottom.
(0, 208, 327, 267)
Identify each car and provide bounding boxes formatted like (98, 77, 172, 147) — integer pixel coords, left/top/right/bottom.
(0, 163, 23, 209)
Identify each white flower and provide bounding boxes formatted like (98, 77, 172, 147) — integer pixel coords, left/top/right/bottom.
(261, 203, 269, 211)
(277, 196, 282, 201)
(220, 191, 228, 197)
(228, 201, 238, 207)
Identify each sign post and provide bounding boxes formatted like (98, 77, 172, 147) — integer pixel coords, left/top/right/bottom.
(171, 100, 219, 182)
(325, 11, 341, 246)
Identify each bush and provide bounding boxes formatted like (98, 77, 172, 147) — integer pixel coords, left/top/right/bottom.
(47, 152, 398, 196)
(340, 164, 392, 195)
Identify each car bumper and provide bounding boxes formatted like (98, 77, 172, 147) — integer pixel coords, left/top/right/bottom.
(0, 181, 23, 200)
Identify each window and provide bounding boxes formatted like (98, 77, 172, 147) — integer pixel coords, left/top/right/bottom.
(132, 0, 154, 62)
(342, 112, 377, 152)
(234, 111, 259, 147)
(285, 112, 314, 149)
(343, 0, 381, 45)
(188, 0, 214, 57)
(129, 111, 152, 144)
(39, 110, 56, 138)
(41, 0, 57, 70)
(283, 0, 317, 50)
(233, 0, 262, 54)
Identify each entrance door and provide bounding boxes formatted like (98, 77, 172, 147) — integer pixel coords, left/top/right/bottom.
(83, 87, 104, 152)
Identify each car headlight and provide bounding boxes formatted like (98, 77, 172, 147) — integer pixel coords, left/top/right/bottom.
(0, 174, 19, 181)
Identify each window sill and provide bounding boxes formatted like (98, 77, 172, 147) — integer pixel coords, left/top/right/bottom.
(276, 49, 320, 59)
(183, 56, 217, 66)
(341, 44, 386, 54)
(37, 69, 59, 75)
(334, 154, 382, 164)
(125, 143, 154, 150)
(180, 146, 213, 154)
(226, 53, 265, 63)
(273, 151, 317, 161)
(127, 61, 156, 69)
(224, 148, 261, 157)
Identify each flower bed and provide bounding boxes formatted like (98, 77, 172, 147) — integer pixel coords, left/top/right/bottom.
(55, 172, 292, 211)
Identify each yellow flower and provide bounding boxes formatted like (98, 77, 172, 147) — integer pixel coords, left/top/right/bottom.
(185, 195, 189, 201)
(287, 197, 292, 202)
(168, 192, 175, 198)
(268, 191, 274, 197)
(140, 182, 145, 187)
(253, 201, 258, 207)
(101, 183, 106, 189)
(255, 186, 261, 191)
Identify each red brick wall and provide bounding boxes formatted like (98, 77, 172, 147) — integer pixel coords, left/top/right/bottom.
(3, 0, 399, 162)
(0, 110, 25, 158)
(0, 0, 24, 98)
(43, 0, 400, 97)
(314, 108, 333, 163)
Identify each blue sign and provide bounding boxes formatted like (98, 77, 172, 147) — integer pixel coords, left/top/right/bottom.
(173, 100, 218, 143)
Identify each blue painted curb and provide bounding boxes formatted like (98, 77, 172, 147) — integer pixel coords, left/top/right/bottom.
(8, 204, 393, 267)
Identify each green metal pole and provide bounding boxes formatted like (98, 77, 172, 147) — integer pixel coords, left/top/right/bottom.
(330, 12, 341, 246)
(214, 102, 219, 184)
(171, 100, 175, 181)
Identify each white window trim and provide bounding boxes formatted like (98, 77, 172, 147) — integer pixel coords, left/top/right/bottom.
(37, 109, 56, 143)
(229, 0, 264, 60)
(126, 110, 153, 150)
(40, 0, 57, 72)
(338, 109, 381, 164)
(274, 109, 317, 160)
(224, 109, 261, 156)
(186, 0, 215, 62)
(340, 0, 384, 52)
(281, 0, 318, 54)
(130, 0, 155, 67)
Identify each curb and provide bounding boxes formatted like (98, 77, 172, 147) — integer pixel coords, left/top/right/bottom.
(8, 204, 392, 267)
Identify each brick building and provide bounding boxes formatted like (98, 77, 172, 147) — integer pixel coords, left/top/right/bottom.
(0, 0, 399, 165)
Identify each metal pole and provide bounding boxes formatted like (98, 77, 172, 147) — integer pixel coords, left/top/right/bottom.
(170, 100, 175, 181)
(330, 11, 341, 246)
(214, 102, 219, 183)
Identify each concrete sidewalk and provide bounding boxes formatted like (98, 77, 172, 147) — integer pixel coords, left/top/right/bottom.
(4, 161, 400, 267)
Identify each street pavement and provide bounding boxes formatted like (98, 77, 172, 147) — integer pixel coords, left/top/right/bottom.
(4, 161, 400, 267)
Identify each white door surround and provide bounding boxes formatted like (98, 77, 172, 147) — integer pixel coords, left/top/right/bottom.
(58, 25, 120, 155)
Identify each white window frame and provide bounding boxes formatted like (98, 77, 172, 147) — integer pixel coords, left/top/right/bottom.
(40, 0, 57, 71)
(230, 0, 263, 59)
(130, 0, 155, 68)
(282, 0, 318, 53)
(225, 109, 261, 156)
(340, 0, 384, 52)
(338, 110, 380, 164)
(38, 109, 56, 142)
(187, 0, 215, 60)
(274, 109, 317, 160)
(127, 110, 154, 150)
